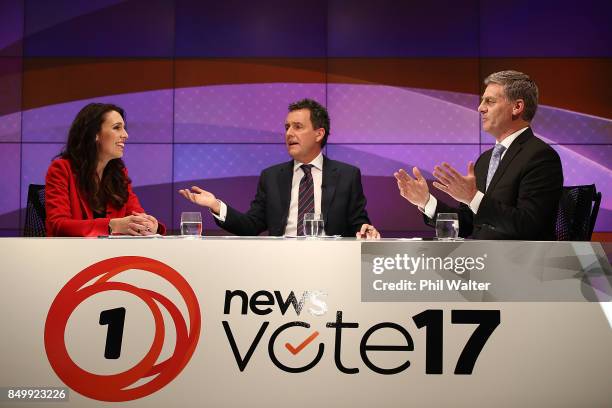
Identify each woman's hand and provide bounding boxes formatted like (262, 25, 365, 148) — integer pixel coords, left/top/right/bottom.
(132, 211, 159, 235)
(109, 213, 157, 235)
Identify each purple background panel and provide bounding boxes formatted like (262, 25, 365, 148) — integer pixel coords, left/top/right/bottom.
(560, 144, 611, 170)
(20, 143, 62, 213)
(24, 0, 126, 35)
(0, 144, 21, 228)
(174, 84, 326, 143)
(131, 181, 173, 234)
(406, 88, 479, 110)
(326, 144, 480, 177)
(480, 0, 612, 57)
(0, 113, 21, 142)
(532, 106, 612, 145)
(172, 175, 260, 235)
(122, 144, 173, 188)
(0, 57, 22, 141)
(328, 0, 479, 57)
(24, 0, 174, 57)
(175, 0, 327, 57)
(22, 90, 174, 143)
(328, 85, 479, 143)
(0, 0, 23, 56)
(174, 144, 290, 182)
(123, 144, 173, 231)
(327, 144, 479, 233)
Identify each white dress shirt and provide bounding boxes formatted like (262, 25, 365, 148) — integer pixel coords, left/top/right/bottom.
(212, 152, 324, 236)
(423, 127, 528, 218)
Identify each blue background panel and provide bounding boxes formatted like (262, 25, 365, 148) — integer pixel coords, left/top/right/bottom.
(328, 0, 479, 57)
(24, 0, 175, 57)
(480, 0, 612, 57)
(175, 0, 327, 57)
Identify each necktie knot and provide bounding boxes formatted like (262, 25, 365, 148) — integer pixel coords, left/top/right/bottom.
(492, 143, 506, 158)
(301, 164, 313, 176)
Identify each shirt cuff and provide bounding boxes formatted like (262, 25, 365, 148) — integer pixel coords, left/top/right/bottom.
(211, 200, 227, 222)
(469, 191, 484, 214)
(421, 195, 437, 219)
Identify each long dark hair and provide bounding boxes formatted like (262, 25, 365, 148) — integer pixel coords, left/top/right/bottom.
(59, 103, 130, 212)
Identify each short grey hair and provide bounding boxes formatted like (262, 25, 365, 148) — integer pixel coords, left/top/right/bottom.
(484, 70, 539, 121)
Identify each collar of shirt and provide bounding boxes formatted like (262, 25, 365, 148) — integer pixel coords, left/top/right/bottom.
(293, 152, 324, 173)
(498, 126, 528, 151)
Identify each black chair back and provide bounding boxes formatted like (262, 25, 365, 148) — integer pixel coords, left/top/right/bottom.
(555, 184, 601, 241)
(24, 184, 46, 237)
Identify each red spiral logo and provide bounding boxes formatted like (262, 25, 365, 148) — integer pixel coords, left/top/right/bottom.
(44, 256, 201, 402)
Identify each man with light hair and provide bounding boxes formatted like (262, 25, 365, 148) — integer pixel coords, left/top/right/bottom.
(395, 70, 563, 240)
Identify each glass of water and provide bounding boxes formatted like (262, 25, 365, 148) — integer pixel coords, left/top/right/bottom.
(435, 213, 459, 240)
(303, 213, 324, 237)
(180, 212, 202, 237)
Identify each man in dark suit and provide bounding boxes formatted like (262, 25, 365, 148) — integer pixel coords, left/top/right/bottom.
(179, 98, 379, 238)
(394, 70, 563, 240)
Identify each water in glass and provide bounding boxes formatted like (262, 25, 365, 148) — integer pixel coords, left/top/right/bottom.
(180, 212, 202, 236)
(181, 222, 202, 236)
(303, 213, 324, 237)
(435, 213, 459, 240)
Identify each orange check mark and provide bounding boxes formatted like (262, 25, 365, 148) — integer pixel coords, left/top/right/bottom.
(285, 331, 320, 355)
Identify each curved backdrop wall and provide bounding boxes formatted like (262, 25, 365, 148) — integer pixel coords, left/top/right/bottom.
(1, 0, 610, 235)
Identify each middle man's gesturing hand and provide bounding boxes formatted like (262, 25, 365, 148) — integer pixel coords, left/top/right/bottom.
(178, 186, 221, 215)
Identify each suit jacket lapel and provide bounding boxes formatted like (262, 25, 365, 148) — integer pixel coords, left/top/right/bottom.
(321, 156, 338, 224)
(278, 160, 293, 228)
(486, 128, 532, 193)
(477, 150, 492, 192)
(80, 193, 93, 219)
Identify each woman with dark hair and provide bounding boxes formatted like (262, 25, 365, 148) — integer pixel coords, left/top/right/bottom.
(45, 103, 165, 236)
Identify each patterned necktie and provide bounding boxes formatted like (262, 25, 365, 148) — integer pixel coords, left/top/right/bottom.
(486, 144, 507, 191)
(297, 164, 314, 236)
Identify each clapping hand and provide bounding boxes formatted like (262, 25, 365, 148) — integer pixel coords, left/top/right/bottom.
(394, 167, 430, 208)
(432, 162, 477, 205)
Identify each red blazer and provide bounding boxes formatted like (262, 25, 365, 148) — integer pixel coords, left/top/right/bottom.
(45, 158, 166, 237)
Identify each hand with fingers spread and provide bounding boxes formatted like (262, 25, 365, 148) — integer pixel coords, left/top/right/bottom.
(356, 223, 381, 239)
(432, 162, 478, 205)
(178, 186, 221, 214)
(393, 167, 430, 208)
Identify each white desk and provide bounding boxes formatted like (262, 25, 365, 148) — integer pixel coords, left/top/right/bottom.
(1, 238, 610, 407)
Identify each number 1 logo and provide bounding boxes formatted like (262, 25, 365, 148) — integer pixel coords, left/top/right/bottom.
(44, 256, 201, 402)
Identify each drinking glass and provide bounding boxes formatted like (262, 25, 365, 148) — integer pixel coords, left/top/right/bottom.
(181, 212, 202, 237)
(303, 213, 324, 237)
(435, 213, 459, 240)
